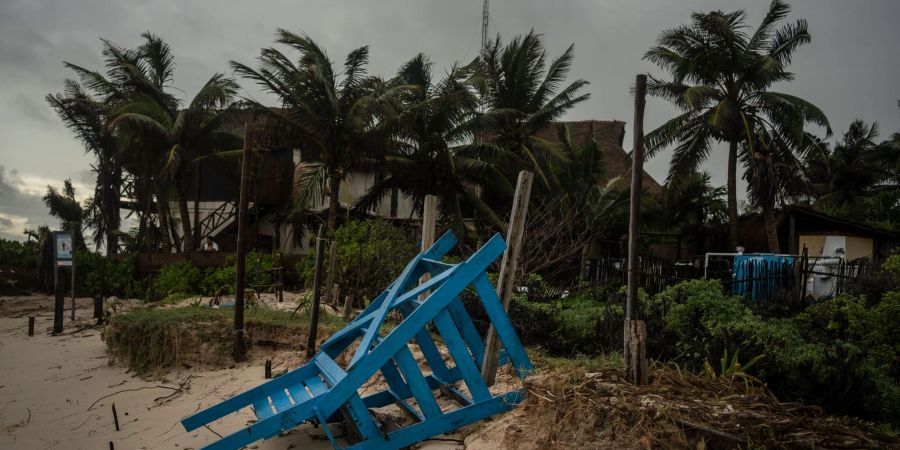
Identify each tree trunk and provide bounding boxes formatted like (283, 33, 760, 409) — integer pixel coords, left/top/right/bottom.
(764, 207, 780, 253)
(727, 140, 740, 250)
(158, 198, 172, 252)
(177, 179, 194, 254)
(327, 169, 340, 231)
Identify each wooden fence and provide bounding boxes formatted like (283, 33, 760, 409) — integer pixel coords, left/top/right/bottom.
(584, 254, 873, 302)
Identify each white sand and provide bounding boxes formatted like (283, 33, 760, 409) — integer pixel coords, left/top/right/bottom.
(0, 296, 480, 450)
(0, 296, 341, 450)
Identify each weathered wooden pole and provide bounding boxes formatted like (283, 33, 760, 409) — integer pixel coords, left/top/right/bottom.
(28, 316, 35, 336)
(625, 74, 649, 385)
(419, 195, 438, 300)
(306, 225, 326, 358)
(70, 256, 76, 322)
(481, 170, 533, 386)
(53, 266, 63, 335)
(233, 124, 253, 362)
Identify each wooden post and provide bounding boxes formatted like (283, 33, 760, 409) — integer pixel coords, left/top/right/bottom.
(481, 170, 533, 386)
(419, 195, 438, 300)
(264, 359, 272, 379)
(28, 316, 35, 336)
(53, 267, 63, 335)
(111, 403, 120, 431)
(233, 124, 253, 362)
(93, 295, 103, 319)
(70, 256, 76, 322)
(625, 74, 649, 385)
(306, 225, 326, 358)
(342, 294, 353, 320)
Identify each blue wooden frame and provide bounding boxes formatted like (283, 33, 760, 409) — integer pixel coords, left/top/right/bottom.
(181, 230, 533, 450)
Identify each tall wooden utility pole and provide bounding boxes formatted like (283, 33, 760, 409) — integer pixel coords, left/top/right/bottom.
(481, 170, 533, 386)
(306, 225, 326, 358)
(233, 124, 253, 362)
(625, 74, 648, 385)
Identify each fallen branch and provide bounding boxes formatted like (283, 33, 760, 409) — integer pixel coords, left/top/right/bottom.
(88, 385, 180, 411)
(204, 424, 223, 439)
(677, 418, 743, 443)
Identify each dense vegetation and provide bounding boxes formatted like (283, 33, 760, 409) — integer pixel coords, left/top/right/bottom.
(488, 258, 900, 427)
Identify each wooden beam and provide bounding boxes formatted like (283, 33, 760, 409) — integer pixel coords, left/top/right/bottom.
(481, 170, 533, 386)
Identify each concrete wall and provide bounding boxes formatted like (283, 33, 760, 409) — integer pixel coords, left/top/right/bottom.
(798, 234, 874, 260)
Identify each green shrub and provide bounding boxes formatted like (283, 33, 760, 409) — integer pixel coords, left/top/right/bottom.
(646, 277, 900, 426)
(0, 238, 38, 268)
(331, 220, 416, 301)
(201, 251, 277, 296)
(294, 252, 316, 289)
(151, 260, 202, 300)
(76, 252, 140, 298)
(651, 279, 763, 368)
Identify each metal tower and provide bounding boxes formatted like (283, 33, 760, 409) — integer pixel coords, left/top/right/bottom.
(481, 0, 489, 53)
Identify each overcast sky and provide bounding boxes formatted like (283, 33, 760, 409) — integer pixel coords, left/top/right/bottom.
(1, 0, 898, 241)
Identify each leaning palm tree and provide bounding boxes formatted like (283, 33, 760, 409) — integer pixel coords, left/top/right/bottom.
(231, 30, 401, 231)
(476, 31, 590, 189)
(51, 33, 184, 252)
(47, 79, 122, 255)
(353, 54, 505, 235)
(644, 0, 830, 248)
(43, 180, 88, 250)
(112, 73, 241, 253)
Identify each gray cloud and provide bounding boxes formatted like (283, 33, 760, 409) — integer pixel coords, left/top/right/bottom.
(1, 0, 899, 237)
(0, 166, 54, 240)
(11, 94, 54, 124)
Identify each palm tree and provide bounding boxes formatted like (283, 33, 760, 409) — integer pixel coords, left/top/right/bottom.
(43, 180, 88, 250)
(50, 33, 183, 252)
(476, 31, 590, 189)
(663, 172, 727, 257)
(352, 54, 505, 235)
(736, 122, 817, 252)
(802, 120, 900, 230)
(47, 79, 122, 255)
(231, 30, 401, 232)
(644, 0, 830, 249)
(112, 72, 240, 253)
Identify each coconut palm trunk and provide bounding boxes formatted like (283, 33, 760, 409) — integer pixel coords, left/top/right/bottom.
(328, 169, 341, 231)
(727, 140, 740, 249)
(158, 198, 172, 252)
(764, 208, 780, 253)
(177, 179, 195, 253)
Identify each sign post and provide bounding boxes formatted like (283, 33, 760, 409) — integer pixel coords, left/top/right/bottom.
(52, 231, 73, 334)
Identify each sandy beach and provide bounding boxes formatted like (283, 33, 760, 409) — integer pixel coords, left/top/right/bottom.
(0, 296, 471, 450)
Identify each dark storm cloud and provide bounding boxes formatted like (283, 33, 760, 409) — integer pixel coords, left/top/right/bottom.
(0, 166, 54, 240)
(1, 0, 899, 240)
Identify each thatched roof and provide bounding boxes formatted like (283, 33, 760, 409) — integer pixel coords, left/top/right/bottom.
(535, 120, 665, 197)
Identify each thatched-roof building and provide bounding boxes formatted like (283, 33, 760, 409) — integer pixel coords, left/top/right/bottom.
(535, 120, 664, 197)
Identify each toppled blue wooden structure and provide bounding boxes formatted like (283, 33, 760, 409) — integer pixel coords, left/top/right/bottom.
(181, 230, 532, 450)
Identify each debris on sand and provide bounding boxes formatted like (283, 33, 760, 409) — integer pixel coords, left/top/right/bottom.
(465, 362, 898, 449)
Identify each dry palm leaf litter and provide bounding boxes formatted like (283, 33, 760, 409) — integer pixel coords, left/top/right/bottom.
(464, 361, 898, 450)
